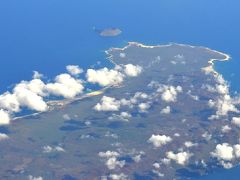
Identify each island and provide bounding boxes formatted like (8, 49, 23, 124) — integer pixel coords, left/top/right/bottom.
(0, 42, 239, 180)
(94, 27, 122, 37)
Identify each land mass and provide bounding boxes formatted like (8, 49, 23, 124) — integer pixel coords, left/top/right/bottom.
(0, 42, 239, 180)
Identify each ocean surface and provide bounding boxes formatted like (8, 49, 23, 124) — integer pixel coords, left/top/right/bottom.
(0, 0, 239, 179)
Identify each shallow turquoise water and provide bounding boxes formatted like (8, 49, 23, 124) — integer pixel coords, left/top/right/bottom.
(0, 0, 239, 179)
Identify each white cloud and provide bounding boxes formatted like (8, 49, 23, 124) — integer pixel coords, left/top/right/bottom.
(42, 145, 65, 153)
(211, 143, 234, 161)
(0, 92, 20, 112)
(108, 112, 132, 122)
(148, 134, 172, 148)
(62, 114, 71, 120)
(13, 84, 48, 112)
(166, 151, 192, 165)
(28, 175, 43, 180)
(94, 96, 121, 112)
(15, 79, 47, 97)
(0, 109, 11, 125)
(99, 151, 120, 158)
(161, 106, 171, 114)
(32, 71, 44, 79)
(157, 85, 182, 102)
(86, 67, 124, 87)
(221, 125, 231, 133)
(98, 151, 125, 170)
(109, 173, 128, 180)
(211, 143, 240, 168)
(46, 73, 84, 98)
(0, 133, 9, 141)
(138, 102, 151, 113)
(124, 64, 142, 77)
(234, 144, 240, 158)
(184, 141, 198, 148)
(232, 117, 240, 126)
(119, 53, 126, 58)
(66, 65, 83, 76)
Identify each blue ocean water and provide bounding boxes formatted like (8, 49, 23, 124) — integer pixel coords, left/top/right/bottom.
(0, 0, 239, 179)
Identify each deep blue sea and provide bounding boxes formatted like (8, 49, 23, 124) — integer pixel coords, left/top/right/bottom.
(0, 0, 239, 179)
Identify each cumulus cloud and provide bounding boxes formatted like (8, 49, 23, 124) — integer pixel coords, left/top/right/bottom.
(157, 85, 182, 102)
(208, 95, 238, 119)
(13, 84, 48, 112)
(161, 106, 171, 114)
(109, 173, 128, 180)
(138, 102, 151, 113)
(221, 125, 231, 133)
(42, 145, 65, 153)
(166, 151, 192, 165)
(0, 133, 9, 141)
(46, 73, 84, 98)
(32, 71, 44, 79)
(124, 64, 142, 77)
(211, 143, 240, 168)
(211, 143, 234, 161)
(98, 151, 125, 170)
(86, 67, 124, 87)
(14, 79, 47, 97)
(66, 65, 83, 76)
(184, 141, 198, 148)
(0, 92, 20, 112)
(94, 96, 121, 111)
(0, 109, 11, 125)
(232, 117, 240, 126)
(148, 134, 172, 148)
(119, 53, 126, 58)
(28, 175, 43, 180)
(108, 112, 132, 122)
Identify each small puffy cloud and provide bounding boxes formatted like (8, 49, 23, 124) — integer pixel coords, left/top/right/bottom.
(221, 125, 231, 133)
(98, 151, 125, 170)
(184, 141, 198, 148)
(94, 96, 121, 111)
(166, 151, 192, 165)
(66, 65, 83, 76)
(86, 67, 124, 87)
(161, 106, 171, 114)
(108, 112, 132, 122)
(28, 175, 43, 180)
(106, 157, 125, 170)
(208, 95, 238, 119)
(0, 92, 20, 112)
(211, 143, 234, 161)
(42, 145, 65, 153)
(109, 173, 128, 180)
(148, 134, 172, 148)
(0, 133, 9, 141)
(211, 143, 240, 168)
(138, 102, 151, 113)
(157, 85, 182, 102)
(99, 151, 119, 158)
(13, 85, 48, 112)
(32, 71, 44, 79)
(62, 114, 71, 120)
(46, 73, 84, 98)
(0, 109, 11, 125)
(15, 79, 47, 97)
(119, 53, 126, 58)
(234, 144, 240, 158)
(232, 117, 240, 126)
(124, 64, 142, 77)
